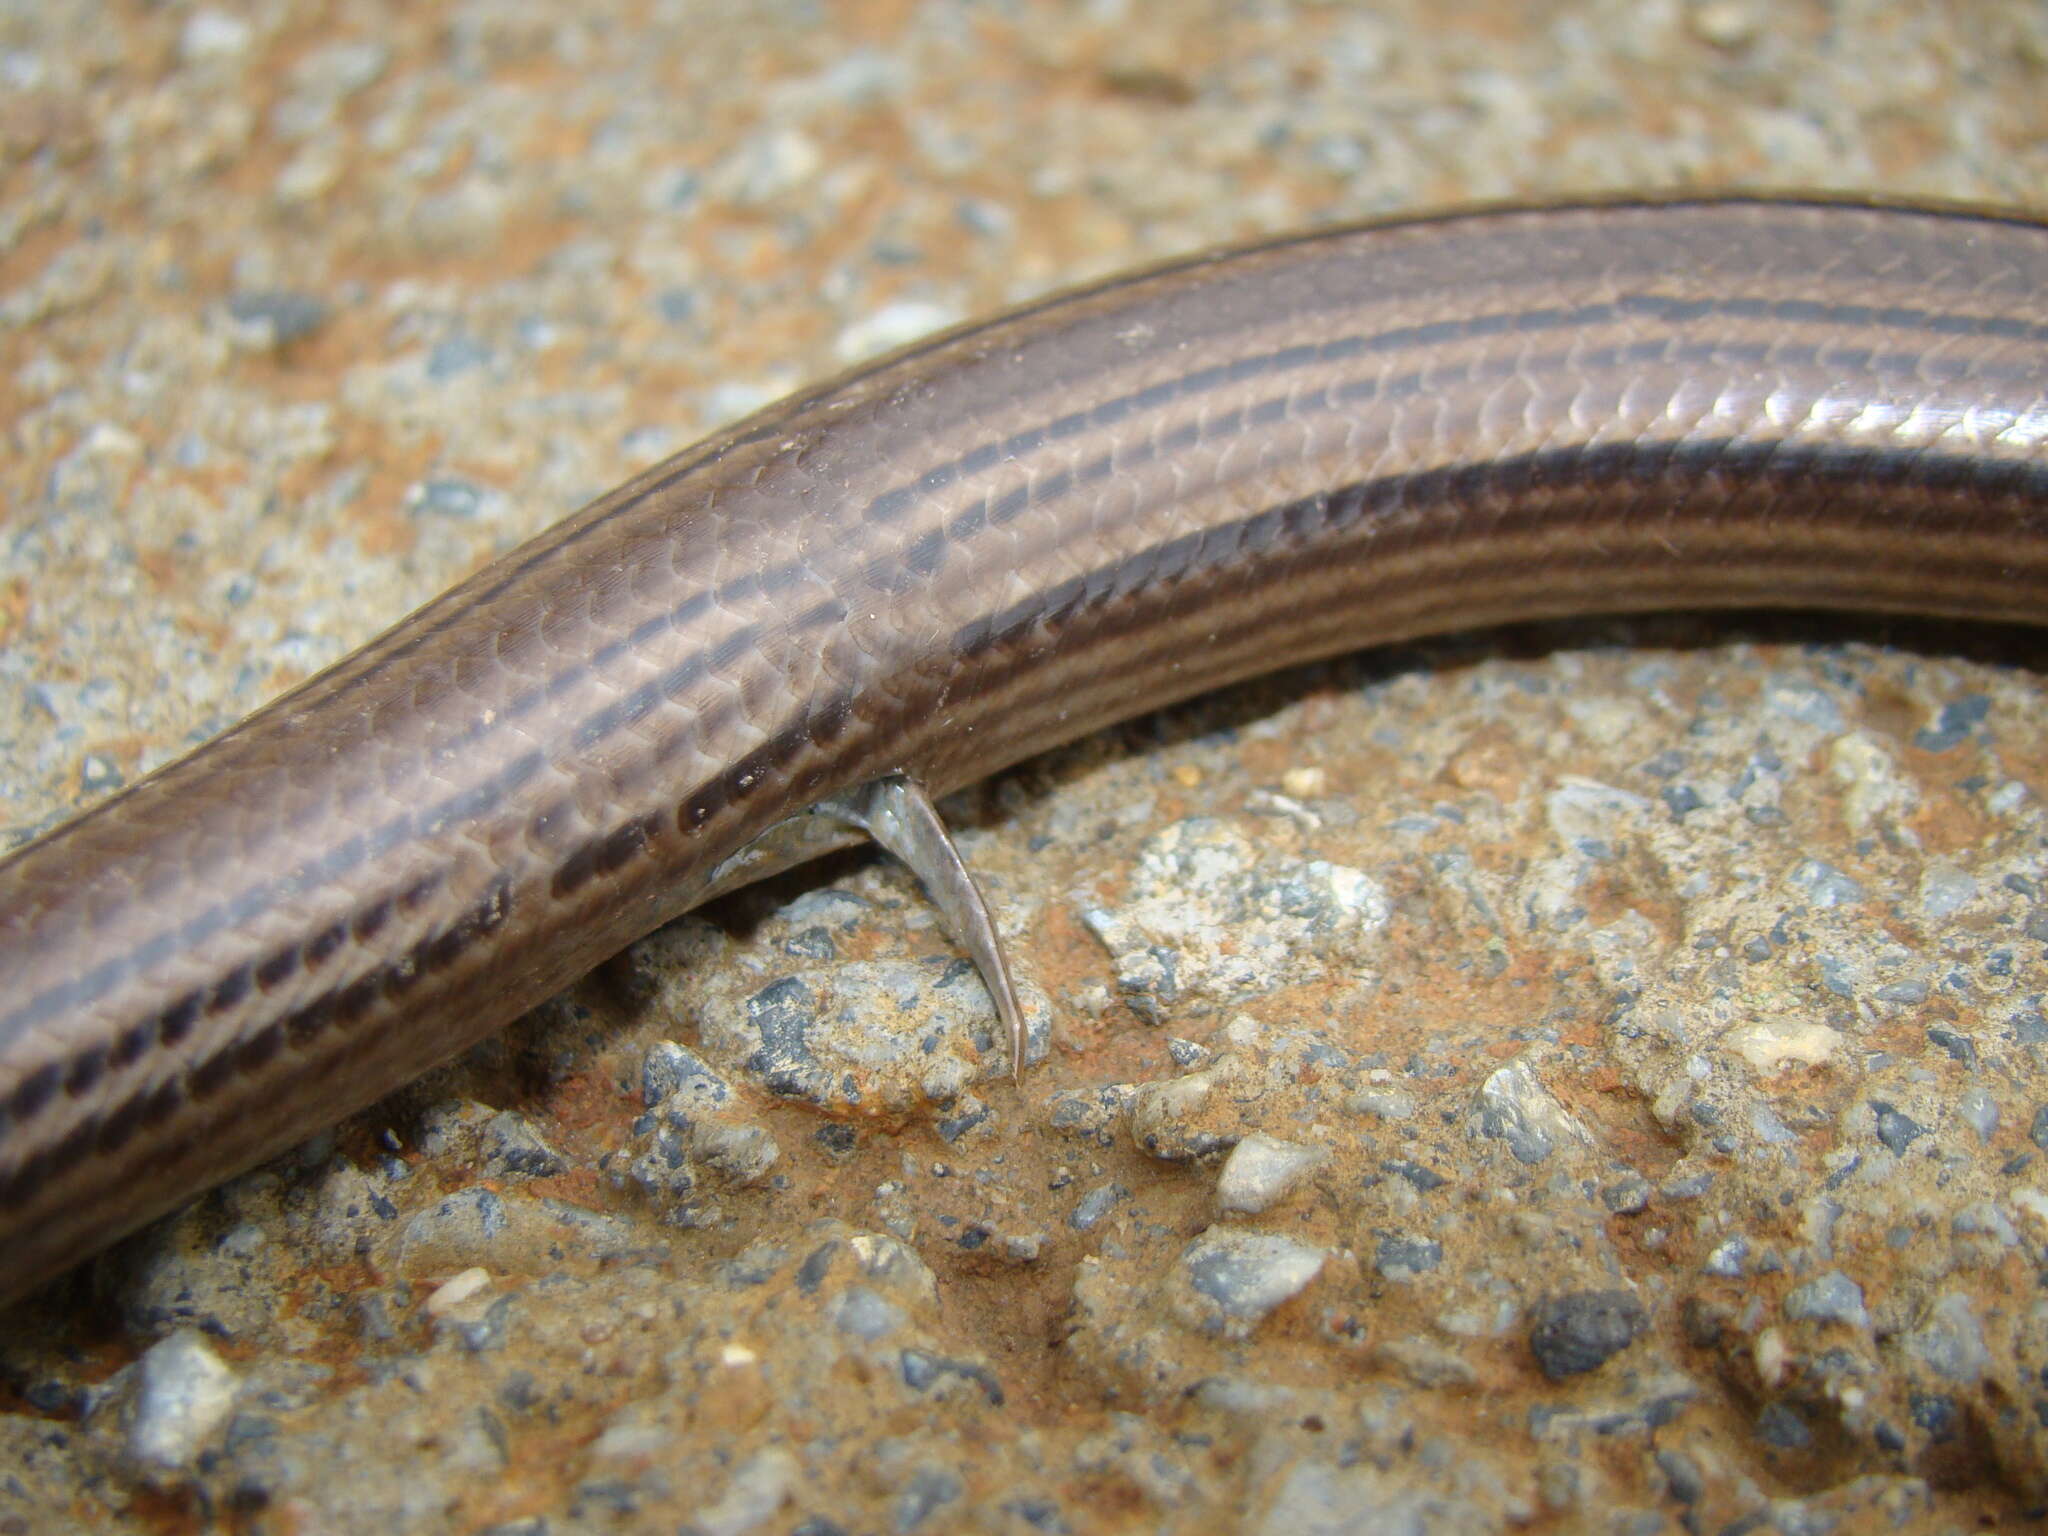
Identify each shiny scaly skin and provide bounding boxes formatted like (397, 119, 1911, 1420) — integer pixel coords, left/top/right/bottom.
(3, 199, 2048, 1304)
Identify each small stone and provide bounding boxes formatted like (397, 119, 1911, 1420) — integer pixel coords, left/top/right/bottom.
(114, 1213, 281, 1341)
(1953, 1201, 2018, 1246)
(1656, 1447, 1705, 1504)
(1252, 1460, 1485, 1536)
(1913, 694, 1989, 753)
(713, 126, 822, 203)
(693, 1446, 799, 1536)
(1956, 1087, 1999, 1142)
(644, 1040, 735, 1110)
(1280, 766, 1327, 798)
(814, 1123, 859, 1159)
(999, 1232, 1047, 1263)
(1703, 1237, 1749, 1277)
(1343, 1086, 1417, 1120)
(1722, 1017, 1842, 1074)
(1527, 1290, 1648, 1379)
(1475, 1059, 1593, 1165)
(1749, 1104, 1796, 1145)
(836, 300, 964, 364)
(1910, 1392, 1959, 1440)
(897, 1351, 1003, 1406)
(390, 1188, 633, 1278)
(1925, 1028, 1974, 1064)
(224, 290, 330, 348)
(1602, 1172, 1653, 1214)
(936, 1095, 991, 1144)
(408, 477, 497, 520)
(1869, 1101, 1928, 1156)
(1661, 1170, 1713, 1201)
(1045, 1083, 1137, 1146)
(891, 1466, 963, 1533)
(1373, 1234, 1442, 1281)
(1783, 1270, 1869, 1330)
(830, 1286, 906, 1341)
(394, 1187, 507, 1269)
(424, 1267, 491, 1315)
(120, 1330, 239, 1479)
(627, 1045, 782, 1217)
(1069, 1182, 1128, 1232)
(1129, 1059, 1243, 1161)
(1918, 864, 1978, 918)
(1376, 1335, 1478, 1388)
(1175, 1228, 1325, 1336)
(1382, 1158, 1447, 1193)
(480, 1110, 565, 1179)
(1906, 1292, 1989, 1383)
(1756, 1401, 1812, 1449)
(426, 334, 492, 379)
(180, 10, 252, 61)
(1215, 1134, 1326, 1215)
(1785, 858, 1863, 908)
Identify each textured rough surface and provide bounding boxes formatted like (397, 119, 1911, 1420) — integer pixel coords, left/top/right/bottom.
(4, 2, 2048, 1534)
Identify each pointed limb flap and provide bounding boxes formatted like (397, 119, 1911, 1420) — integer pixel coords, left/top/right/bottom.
(811, 775, 1030, 1082)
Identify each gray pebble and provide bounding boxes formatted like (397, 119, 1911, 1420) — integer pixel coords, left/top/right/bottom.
(1918, 864, 1978, 918)
(1252, 1460, 1482, 1536)
(689, 1446, 800, 1536)
(830, 1286, 906, 1341)
(689, 1116, 782, 1186)
(1952, 1201, 2018, 1246)
(1475, 1059, 1593, 1165)
(1069, 1182, 1128, 1233)
(397, 1187, 507, 1267)
(898, 1350, 1004, 1406)
(1703, 1237, 1749, 1277)
(1782, 1270, 1869, 1330)
(643, 1040, 736, 1110)
(1661, 1170, 1714, 1200)
(115, 1215, 279, 1341)
(1215, 1134, 1326, 1215)
(1180, 1229, 1325, 1327)
(891, 1465, 963, 1534)
(1869, 1101, 1928, 1156)
(936, 1095, 991, 1144)
(1905, 1292, 1989, 1383)
(480, 1110, 565, 1179)
(1756, 1400, 1812, 1449)
(1786, 859, 1863, 908)
(1344, 1086, 1417, 1120)
(628, 1043, 781, 1214)
(999, 1232, 1046, 1263)
(1655, 1448, 1704, 1505)
(1129, 1060, 1243, 1161)
(1956, 1086, 2000, 1142)
(409, 477, 495, 519)
(224, 289, 329, 347)
(1527, 1289, 1647, 1378)
(1373, 1234, 1442, 1281)
(1045, 1083, 1137, 1146)
(119, 1330, 238, 1479)
(1381, 1158, 1447, 1194)
(1602, 1172, 1653, 1213)
(1913, 693, 1989, 753)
